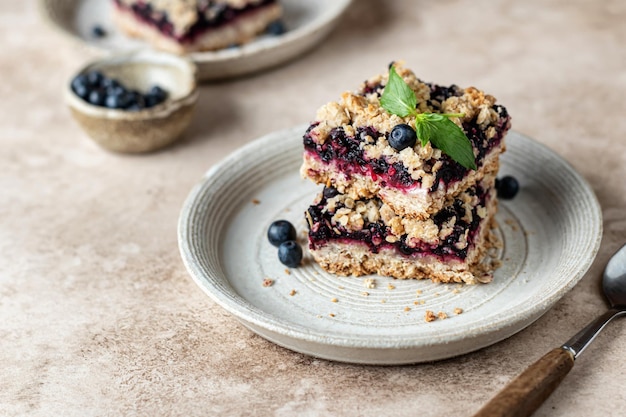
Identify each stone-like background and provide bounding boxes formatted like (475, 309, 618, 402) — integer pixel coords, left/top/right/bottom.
(2, 1, 625, 416)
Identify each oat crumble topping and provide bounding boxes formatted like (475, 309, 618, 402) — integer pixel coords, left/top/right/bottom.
(303, 62, 510, 197)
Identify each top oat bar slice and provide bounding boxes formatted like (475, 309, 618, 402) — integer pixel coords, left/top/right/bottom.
(113, 0, 282, 53)
(300, 64, 511, 219)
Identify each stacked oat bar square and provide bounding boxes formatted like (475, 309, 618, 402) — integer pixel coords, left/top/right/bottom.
(301, 63, 511, 284)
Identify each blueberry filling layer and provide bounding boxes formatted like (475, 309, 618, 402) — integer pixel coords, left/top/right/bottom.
(114, 0, 276, 43)
(307, 185, 492, 261)
(303, 108, 509, 192)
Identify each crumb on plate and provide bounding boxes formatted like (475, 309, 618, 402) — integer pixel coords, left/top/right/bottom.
(425, 310, 436, 322)
(364, 278, 376, 289)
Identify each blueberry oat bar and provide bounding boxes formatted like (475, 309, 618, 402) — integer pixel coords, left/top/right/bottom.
(305, 176, 500, 284)
(112, 0, 282, 53)
(301, 63, 511, 219)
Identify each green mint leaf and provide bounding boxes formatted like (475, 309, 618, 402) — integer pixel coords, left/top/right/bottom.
(415, 114, 477, 170)
(414, 113, 446, 146)
(414, 114, 434, 147)
(380, 66, 417, 118)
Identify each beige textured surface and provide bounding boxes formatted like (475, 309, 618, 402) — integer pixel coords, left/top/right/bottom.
(2, 1, 626, 416)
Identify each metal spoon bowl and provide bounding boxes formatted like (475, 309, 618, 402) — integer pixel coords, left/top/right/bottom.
(473, 243, 626, 417)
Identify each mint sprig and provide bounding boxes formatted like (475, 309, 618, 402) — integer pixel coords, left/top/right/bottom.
(380, 66, 477, 170)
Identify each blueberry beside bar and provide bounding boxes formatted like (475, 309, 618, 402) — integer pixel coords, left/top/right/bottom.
(305, 176, 500, 284)
(300, 63, 511, 219)
(112, 0, 282, 53)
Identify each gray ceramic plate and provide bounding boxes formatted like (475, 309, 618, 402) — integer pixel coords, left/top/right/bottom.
(178, 126, 602, 365)
(38, 0, 352, 80)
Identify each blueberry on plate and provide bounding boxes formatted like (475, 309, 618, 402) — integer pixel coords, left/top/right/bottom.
(496, 175, 520, 200)
(278, 241, 302, 268)
(92, 25, 107, 38)
(267, 220, 297, 247)
(266, 20, 286, 36)
(389, 124, 417, 151)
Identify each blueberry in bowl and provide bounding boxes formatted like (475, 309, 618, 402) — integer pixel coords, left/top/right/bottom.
(65, 50, 198, 153)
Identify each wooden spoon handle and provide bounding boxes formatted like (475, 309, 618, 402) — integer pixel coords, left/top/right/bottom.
(472, 347, 575, 417)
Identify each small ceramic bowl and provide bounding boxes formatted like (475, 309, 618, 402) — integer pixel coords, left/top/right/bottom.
(65, 50, 198, 153)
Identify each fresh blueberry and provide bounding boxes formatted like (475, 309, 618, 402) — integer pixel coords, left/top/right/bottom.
(144, 85, 168, 107)
(71, 74, 88, 90)
(144, 96, 158, 108)
(389, 124, 417, 151)
(92, 25, 107, 38)
(105, 93, 130, 109)
(102, 77, 120, 90)
(105, 94, 118, 109)
(74, 84, 89, 99)
(86, 71, 105, 87)
(278, 241, 302, 268)
(267, 220, 297, 247)
(125, 91, 145, 111)
(496, 176, 520, 199)
(266, 20, 286, 36)
(106, 85, 126, 99)
(149, 85, 167, 101)
(88, 89, 105, 106)
(71, 74, 90, 98)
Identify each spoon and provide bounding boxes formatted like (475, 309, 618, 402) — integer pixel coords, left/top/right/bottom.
(473, 243, 626, 417)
